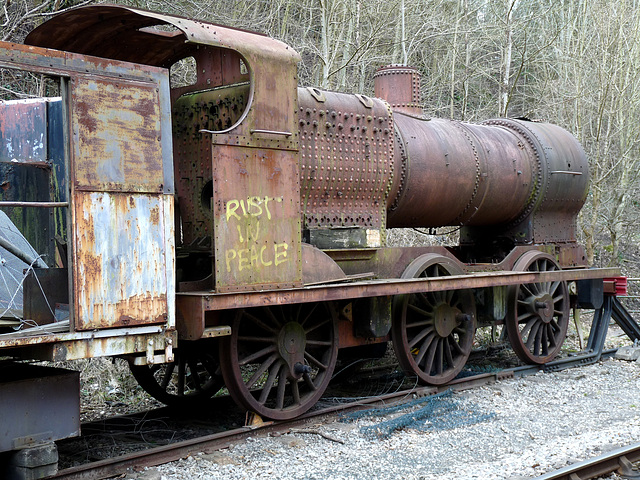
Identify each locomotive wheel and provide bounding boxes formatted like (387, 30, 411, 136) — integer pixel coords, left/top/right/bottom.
(219, 303, 338, 420)
(506, 251, 570, 364)
(392, 254, 476, 385)
(128, 339, 223, 407)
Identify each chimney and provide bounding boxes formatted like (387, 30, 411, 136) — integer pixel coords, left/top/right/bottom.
(373, 65, 422, 115)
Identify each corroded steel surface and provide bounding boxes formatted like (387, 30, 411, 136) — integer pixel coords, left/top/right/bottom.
(172, 82, 249, 246)
(212, 145, 302, 291)
(73, 192, 173, 330)
(0, 364, 79, 452)
(298, 88, 394, 236)
(484, 119, 589, 243)
(388, 115, 536, 227)
(177, 267, 620, 313)
(71, 77, 166, 193)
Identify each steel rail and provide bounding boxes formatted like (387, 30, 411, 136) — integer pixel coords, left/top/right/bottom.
(49, 349, 619, 480)
(534, 442, 640, 480)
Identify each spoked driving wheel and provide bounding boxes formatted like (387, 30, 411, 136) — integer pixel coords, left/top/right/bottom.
(220, 303, 338, 420)
(392, 254, 476, 385)
(129, 339, 224, 407)
(506, 251, 570, 364)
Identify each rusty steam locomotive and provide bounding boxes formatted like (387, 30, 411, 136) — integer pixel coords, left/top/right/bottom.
(0, 4, 621, 455)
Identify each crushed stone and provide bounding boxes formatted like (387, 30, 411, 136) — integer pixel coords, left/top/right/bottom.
(122, 358, 640, 480)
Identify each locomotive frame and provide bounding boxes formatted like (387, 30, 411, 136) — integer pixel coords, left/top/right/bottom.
(0, 4, 627, 465)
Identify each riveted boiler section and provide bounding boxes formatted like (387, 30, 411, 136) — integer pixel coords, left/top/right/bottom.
(298, 88, 394, 248)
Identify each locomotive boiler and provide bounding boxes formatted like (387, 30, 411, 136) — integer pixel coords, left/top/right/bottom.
(0, 4, 620, 455)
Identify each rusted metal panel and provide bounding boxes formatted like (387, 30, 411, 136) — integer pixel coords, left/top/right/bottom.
(212, 145, 302, 292)
(0, 98, 47, 163)
(72, 191, 173, 330)
(71, 77, 165, 193)
(172, 84, 250, 246)
(298, 88, 394, 237)
(23, 268, 69, 325)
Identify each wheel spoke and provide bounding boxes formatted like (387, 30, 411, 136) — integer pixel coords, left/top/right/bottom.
(448, 335, 464, 355)
(421, 338, 439, 374)
(408, 327, 435, 349)
(521, 283, 537, 297)
(160, 363, 175, 389)
(416, 292, 435, 309)
(443, 336, 454, 366)
(520, 317, 538, 339)
(305, 317, 330, 335)
(245, 353, 278, 389)
(303, 372, 316, 390)
(434, 339, 444, 374)
(258, 360, 281, 404)
(517, 311, 535, 323)
(291, 379, 301, 405)
(414, 331, 437, 365)
(244, 310, 278, 333)
(525, 322, 541, 349)
(406, 318, 434, 329)
(276, 365, 287, 409)
(299, 303, 319, 328)
(305, 351, 328, 370)
(546, 324, 557, 348)
(239, 344, 277, 366)
(408, 303, 432, 318)
(541, 325, 549, 356)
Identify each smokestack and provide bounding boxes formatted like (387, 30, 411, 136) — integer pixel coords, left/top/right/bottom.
(374, 65, 422, 115)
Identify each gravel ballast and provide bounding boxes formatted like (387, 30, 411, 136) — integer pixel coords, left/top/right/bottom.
(133, 358, 640, 480)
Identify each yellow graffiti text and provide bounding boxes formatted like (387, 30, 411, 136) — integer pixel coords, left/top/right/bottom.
(225, 242, 289, 272)
(225, 196, 283, 222)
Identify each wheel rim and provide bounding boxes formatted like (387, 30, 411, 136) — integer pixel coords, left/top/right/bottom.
(506, 251, 570, 364)
(392, 254, 476, 385)
(129, 339, 223, 406)
(220, 303, 338, 420)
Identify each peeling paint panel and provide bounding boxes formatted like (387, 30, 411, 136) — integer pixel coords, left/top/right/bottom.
(0, 98, 48, 163)
(73, 191, 173, 330)
(72, 78, 164, 193)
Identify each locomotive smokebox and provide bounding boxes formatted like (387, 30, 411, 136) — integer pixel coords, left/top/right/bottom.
(377, 65, 589, 248)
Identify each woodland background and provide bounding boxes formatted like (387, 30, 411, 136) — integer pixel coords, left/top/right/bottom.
(3, 0, 640, 271)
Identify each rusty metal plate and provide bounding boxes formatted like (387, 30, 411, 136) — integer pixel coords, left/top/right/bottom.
(73, 191, 174, 330)
(212, 145, 302, 292)
(298, 88, 394, 231)
(72, 77, 165, 193)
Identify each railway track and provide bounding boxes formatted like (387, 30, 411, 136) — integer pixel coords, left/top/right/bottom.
(49, 348, 622, 480)
(534, 442, 640, 480)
